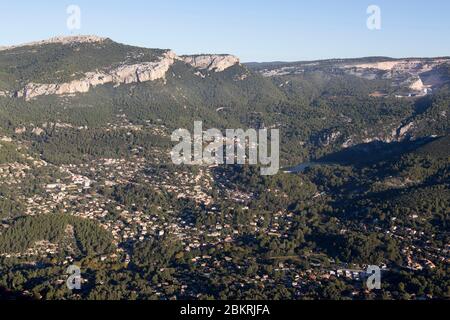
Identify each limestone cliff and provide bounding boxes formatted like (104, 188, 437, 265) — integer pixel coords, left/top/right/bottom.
(255, 57, 450, 95)
(343, 58, 450, 93)
(18, 51, 177, 100)
(1, 36, 242, 100)
(181, 55, 240, 72)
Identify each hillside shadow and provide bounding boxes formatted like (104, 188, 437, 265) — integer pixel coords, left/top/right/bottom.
(0, 286, 33, 300)
(317, 137, 437, 167)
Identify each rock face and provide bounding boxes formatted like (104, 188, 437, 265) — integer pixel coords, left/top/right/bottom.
(32, 127, 45, 136)
(397, 122, 415, 139)
(0, 35, 107, 52)
(14, 127, 26, 134)
(16, 51, 240, 100)
(409, 78, 426, 92)
(113, 50, 177, 83)
(181, 55, 240, 72)
(18, 51, 177, 100)
(254, 57, 450, 95)
(347, 59, 448, 74)
(1, 36, 241, 100)
(343, 58, 450, 94)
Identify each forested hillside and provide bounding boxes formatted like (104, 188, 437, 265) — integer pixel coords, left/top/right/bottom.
(0, 37, 448, 300)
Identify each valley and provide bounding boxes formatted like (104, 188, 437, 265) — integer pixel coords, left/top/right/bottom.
(0, 36, 448, 300)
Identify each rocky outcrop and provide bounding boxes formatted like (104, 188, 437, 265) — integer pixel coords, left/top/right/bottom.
(350, 61, 400, 71)
(317, 130, 342, 147)
(14, 127, 26, 134)
(16, 50, 241, 100)
(18, 51, 177, 100)
(256, 57, 450, 95)
(0, 35, 107, 52)
(343, 58, 450, 93)
(408, 78, 426, 92)
(181, 55, 240, 72)
(0, 136, 12, 142)
(2, 35, 241, 100)
(32, 127, 45, 136)
(348, 59, 449, 74)
(397, 122, 415, 139)
(112, 50, 177, 83)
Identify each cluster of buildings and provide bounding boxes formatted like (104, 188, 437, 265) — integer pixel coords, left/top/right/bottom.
(0, 119, 448, 299)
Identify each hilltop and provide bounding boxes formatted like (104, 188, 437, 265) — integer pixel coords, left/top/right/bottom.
(247, 56, 450, 98)
(0, 35, 243, 100)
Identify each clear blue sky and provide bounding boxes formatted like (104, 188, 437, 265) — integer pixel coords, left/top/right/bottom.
(1, 0, 449, 62)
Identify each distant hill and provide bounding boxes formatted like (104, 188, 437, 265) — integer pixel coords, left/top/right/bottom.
(246, 56, 450, 97)
(0, 35, 449, 165)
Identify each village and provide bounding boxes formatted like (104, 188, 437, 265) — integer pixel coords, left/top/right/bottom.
(0, 125, 448, 299)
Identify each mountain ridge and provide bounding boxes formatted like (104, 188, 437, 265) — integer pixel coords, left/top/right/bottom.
(0, 35, 241, 100)
(0, 35, 108, 51)
(0, 35, 448, 161)
(2, 35, 450, 100)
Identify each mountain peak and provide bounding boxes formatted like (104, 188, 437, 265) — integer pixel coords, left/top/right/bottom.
(0, 35, 108, 51)
(0, 36, 243, 100)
